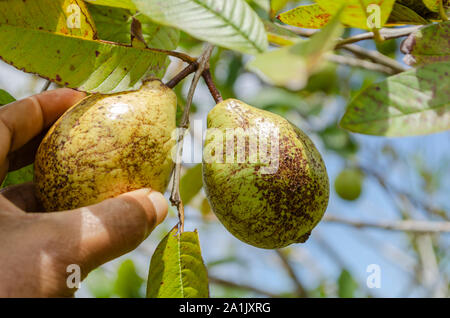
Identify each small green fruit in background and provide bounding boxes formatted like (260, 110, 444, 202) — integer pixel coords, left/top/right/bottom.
(35, 79, 176, 211)
(203, 99, 329, 249)
(334, 168, 364, 201)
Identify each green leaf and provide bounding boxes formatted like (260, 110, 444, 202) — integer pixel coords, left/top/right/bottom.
(340, 61, 450, 137)
(423, 0, 442, 12)
(88, 5, 180, 49)
(278, 4, 332, 29)
(270, 0, 290, 18)
(85, 268, 115, 298)
(180, 164, 203, 205)
(395, 0, 446, 20)
(248, 9, 344, 90)
(338, 270, 358, 298)
(0, 89, 15, 106)
(387, 3, 430, 25)
(84, 0, 136, 10)
(147, 227, 209, 298)
(316, 0, 396, 30)
(0, 0, 168, 94)
(1, 165, 34, 189)
(401, 21, 450, 66)
(132, 0, 268, 55)
(114, 259, 144, 298)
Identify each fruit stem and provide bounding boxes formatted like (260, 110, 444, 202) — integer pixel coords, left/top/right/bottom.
(203, 69, 223, 103)
(170, 44, 215, 232)
(166, 62, 198, 89)
(166, 62, 223, 104)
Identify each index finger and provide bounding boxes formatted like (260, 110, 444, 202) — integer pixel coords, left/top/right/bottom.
(0, 88, 86, 163)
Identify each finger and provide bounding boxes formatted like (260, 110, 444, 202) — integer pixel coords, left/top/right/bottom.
(0, 193, 24, 214)
(0, 182, 40, 212)
(0, 88, 85, 161)
(7, 131, 47, 172)
(45, 189, 168, 272)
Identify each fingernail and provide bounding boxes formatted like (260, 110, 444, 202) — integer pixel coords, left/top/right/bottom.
(148, 191, 168, 226)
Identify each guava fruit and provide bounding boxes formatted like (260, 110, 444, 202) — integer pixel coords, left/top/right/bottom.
(202, 99, 329, 249)
(34, 79, 176, 211)
(334, 168, 364, 201)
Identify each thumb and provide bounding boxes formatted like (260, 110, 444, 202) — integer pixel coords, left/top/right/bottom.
(47, 189, 168, 273)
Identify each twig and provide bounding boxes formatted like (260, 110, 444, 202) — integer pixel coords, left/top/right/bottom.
(202, 69, 223, 103)
(208, 275, 280, 298)
(166, 60, 223, 103)
(327, 54, 396, 75)
(336, 26, 422, 47)
(280, 24, 407, 74)
(341, 44, 406, 73)
(282, 25, 421, 46)
(166, 63, 198, 89)
(323, 214, 450, 233)
(41, 80, 51, 92)
(275, 249, 308, 298)
(145, 47, 196, 64)
(170, 44, 214, 232)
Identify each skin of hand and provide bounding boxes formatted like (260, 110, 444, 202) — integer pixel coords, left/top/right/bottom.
(0, 88, 168, 297)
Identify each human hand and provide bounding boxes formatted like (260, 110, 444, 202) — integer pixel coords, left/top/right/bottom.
(0, 88, 168, 297)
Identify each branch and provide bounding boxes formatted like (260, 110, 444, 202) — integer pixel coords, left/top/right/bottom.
(166, 63, 198, 89)
(327, 54, 396, 75)
(145, 47, 196, 64)
(336, 26, 422, 47)
(275, 249, 308, 298)
(341, 44, 407, 73)
(202, 69, 223, 103)
(208, 275, 280, 298)
(280, 24, 409, 74)
(166, 61, 223, 103)
(170, 44, 214, 232)
(323, 214, 450, 234)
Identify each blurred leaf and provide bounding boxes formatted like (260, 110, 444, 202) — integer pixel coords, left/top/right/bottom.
(1, 165, 34, 189)
(401, 21, 450, 66)
(248, 87, 310, 114)
(338, 269, 358, 298)
(319, 125, 358, 157)
(387, 3, 430, 25)
(316, 0, 396, 30)
(114, 259, 144, 298)
(180, 164, 203, 205)
(200, 198, 213, 219)
(147, 227, 209, 298)
(85, 268, 115, 298)
(270, 0, 290, 18)
(133, 0, 268, 55)
(375, 39, 397, 58)
(263, 20, 299, 46)
(341, 61, 450, 137)
(423, 0, 443, 12)
(0, 89, 15, 106)
(278, 4, 332, 29)
(304, 63, 339, 94)
(309, 282, 328, 298)
(248, 9, 343, 90)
